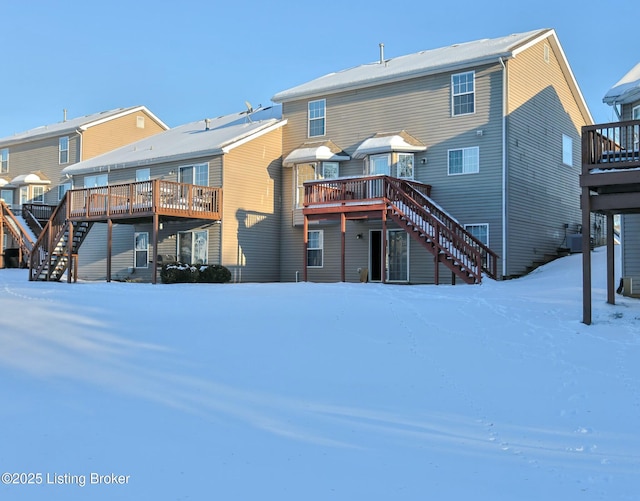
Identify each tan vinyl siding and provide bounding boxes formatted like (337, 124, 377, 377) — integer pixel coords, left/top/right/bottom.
(505, 39, 588, 276)
(222, 127, 282, 282)
(81, 111, 166, 160)
(280, 63, 505, 282)
(77, 223, 134, 281)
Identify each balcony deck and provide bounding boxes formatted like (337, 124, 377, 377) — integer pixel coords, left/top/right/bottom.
(67, 179, 222, 223)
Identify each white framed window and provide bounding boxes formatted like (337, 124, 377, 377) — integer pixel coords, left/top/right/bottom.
(134, 232, 149, 268)
(19, 186, 28, 205)
(562, 134, 573, 166)
(452, 71, 475, 116)
(1, 189, 13, 206)
(633, 105, 640, 120)
(397, 153, 414, 179)
(84, 174, 108, 187)
(136, 116, 145, 129)
(387, 229, 409, 282)
(308, 99, 326, 137)
(307, 229, 323, 268)
(448, 146, 479, 175)
(136, 168, 150, 182)
(368, 153, 391, 176)
(32, 186, 45, 204)
(464, 223, 489, 246)
(58, 182, 71, 201)
(59, 137, 69, 164)
(178, 230, 208, 265)
(322, 161, 339, 179)
(295, 163, 317, 208)
(0, 148, 8, 173)
(179, 163, 208, 186)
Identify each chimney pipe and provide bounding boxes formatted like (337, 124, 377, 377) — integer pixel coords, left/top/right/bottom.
(205, 118, 211, 130)
(63, 109, 67, 122)
(379, 43, 384, 64)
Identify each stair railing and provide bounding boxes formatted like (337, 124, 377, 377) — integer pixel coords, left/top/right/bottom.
(29, 193, 70, 281)
(1, 201, 35, 264)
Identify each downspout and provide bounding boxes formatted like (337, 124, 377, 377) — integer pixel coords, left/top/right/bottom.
(500, 57, 507, 278)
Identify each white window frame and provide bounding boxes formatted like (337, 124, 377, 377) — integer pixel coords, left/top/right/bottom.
(562, 134, 573, 166)
(387, 229, 409, 282)
(0, 148, 8, 173)
(632, 105, 640, 120)
(59, 136, 69, 164)
(295, 163, 317, 208)
(136, 168, 151, 182)
(308, 99, 326, 137)
(1, 189, 14, 206)
(307, 229, 323, 268)
(58, 182, 72, 201)
(464, 223, 489, 246)
(134, 232, 149, 269)
(321, 161, 339, 179)
(32, 186, 45, 204)
(452, 71, 475, 116)
(179, 163, 208, 186)
(84, 174, 108, 188)
(368, 153, 391, 176)
(19, 186, 28, 205)
(397, 153, 414, 179)
(448, 146, 479, 175)
(177, 230, 208, 265)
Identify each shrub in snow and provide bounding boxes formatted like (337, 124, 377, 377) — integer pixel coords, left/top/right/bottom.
(160, 263, 231, 284)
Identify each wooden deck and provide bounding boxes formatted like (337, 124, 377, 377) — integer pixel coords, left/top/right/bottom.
(67, 180, 222, 222)
(580, 119, 640, 324)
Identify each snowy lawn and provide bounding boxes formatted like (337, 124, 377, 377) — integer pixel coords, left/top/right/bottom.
(0, 247, 639, 500)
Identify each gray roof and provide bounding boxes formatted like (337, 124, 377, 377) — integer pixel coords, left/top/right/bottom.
(61, 105, 285, 176)
(272, 29, 552, 102)
(603, 62, 640, 106)
(0, 106, 168, 147)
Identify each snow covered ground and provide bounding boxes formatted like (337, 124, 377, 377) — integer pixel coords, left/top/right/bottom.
(0, 247, 639, 501)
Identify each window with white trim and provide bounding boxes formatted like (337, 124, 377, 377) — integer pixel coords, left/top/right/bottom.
(562, 134, 573, 166)
(58, 182, 71, 201)
(397, 153, 414, 179)
(84, 174, 108, 187)
(464, 223, 489, 246)
(308, 99, 326, 137)
(322, 161, 339, 179)
(633, 105, 640, 120)
(448, 147, 479, 175)
(134, 232, 149, 268)
(0, 148, 8, 173)
(452, 71, 475, 116)
(307, 229, 323, 268)
(136, 168, 150, 182)
(32, 186, 45, 204)
(59, 137, 69, 164)
(178, 230, 208, 265)
(179, 163, 208, 186)
(1, 189, 14, 206)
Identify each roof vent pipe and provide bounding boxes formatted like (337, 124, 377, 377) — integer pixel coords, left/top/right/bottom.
(63, 109, 67, 122)
(379, 43, 384, 64)
(205, 118, 211, 130)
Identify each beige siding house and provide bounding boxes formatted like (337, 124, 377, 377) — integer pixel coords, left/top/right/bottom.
(56, 106, 285, 283)
(272, 28, 592, 284)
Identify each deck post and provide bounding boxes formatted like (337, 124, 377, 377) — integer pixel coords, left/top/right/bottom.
(606, 213, 615, 305)
(152, 213, 159, 285)
(67, 222, 74, 283)
(303, 215, 308, 282)
(0, 209, 4, 269)
(581, 187, 592, 325)
(106, 219, 112, 283)
(381, 210, 387, 284)
(434, 253, 439, 285)
(341, 213, 346, 282)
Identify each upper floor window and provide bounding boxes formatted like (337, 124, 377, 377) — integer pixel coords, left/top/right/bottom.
(562, 134, 573, 166)
(633, 105, 640, 120)
(32, 186, 45, 204)
(179, 163, 208, 186)
(397, 153, 414, 179)
(448, 146, 479, 175)
(0, 148, 8, 173)
(59, 137, 69, 164)
(295, 162, 340, 208)
(308, 99, 326, 137)
(452, 71, 475, 116)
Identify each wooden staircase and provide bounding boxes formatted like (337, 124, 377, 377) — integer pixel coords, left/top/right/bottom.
(29, 194, 93, 282)
(0, 201, 35, 267)
(384, 178, 498, 284)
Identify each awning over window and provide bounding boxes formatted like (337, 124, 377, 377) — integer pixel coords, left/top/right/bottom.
(353, 130, 427, 159)
(6, 171, 51, 188)
(283, 140, 350, 167)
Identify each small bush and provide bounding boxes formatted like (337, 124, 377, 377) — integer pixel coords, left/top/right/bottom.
(160, 263, 231, 284)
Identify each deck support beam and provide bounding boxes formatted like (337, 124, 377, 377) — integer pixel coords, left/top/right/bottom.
(582, 187, 592, 325)
(381, 210, 387, 284)
(106, 219, 112, 283)
(607, 213, 615, 305)
(303, 215, 308, 282)
(340, 213, 346, 282)
(0, 213, 4, 269)
(152, 213, 159, 285)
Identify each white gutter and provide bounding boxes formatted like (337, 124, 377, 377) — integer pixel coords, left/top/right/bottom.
(500, 57, 507, 278)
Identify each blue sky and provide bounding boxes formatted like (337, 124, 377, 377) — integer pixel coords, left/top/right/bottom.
(0, 0, 635, 138)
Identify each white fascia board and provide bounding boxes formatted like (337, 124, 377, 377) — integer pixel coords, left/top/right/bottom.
(220, 120, 287, 154)
(79, 106, 170, 131)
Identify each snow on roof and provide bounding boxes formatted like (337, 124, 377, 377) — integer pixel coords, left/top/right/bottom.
(283, 140, 350, 167)
(603, 62, 640, 105)
(0, 106, 169, 147)
(272, 29, 552, 102)
(353, 131, 427, 159)
(8, 172, 51, 186)
(62, 105, 285, 176)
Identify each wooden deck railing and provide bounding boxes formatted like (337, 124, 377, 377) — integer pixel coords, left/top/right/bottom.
(582, 119, 640, 173)
(0, 200, 35, 264)
(67, 180, 222, 220)
(29, 194, 70, 280)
